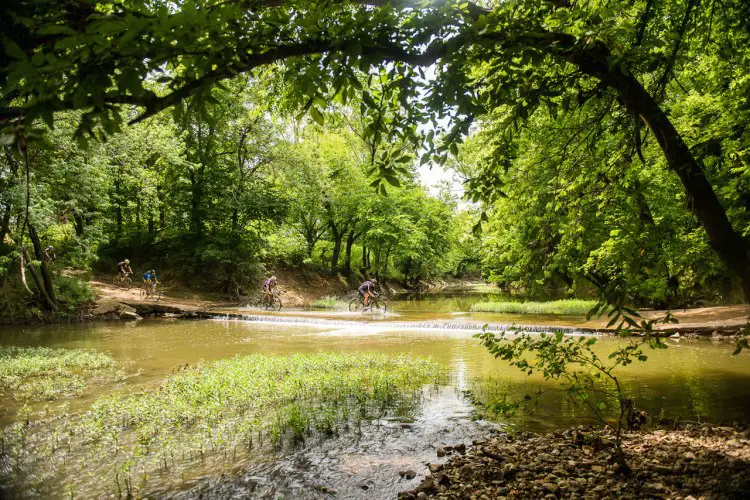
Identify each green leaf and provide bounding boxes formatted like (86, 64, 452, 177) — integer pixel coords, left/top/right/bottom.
(384, 175, 401, 187)
(0, 134, 16, 146)
(3, 39, 27, 60)
(310, 107, 324, 126)
(37, 25, 77, 36)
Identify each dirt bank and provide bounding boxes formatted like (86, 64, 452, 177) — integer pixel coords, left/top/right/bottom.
(400, 425, 750, 499)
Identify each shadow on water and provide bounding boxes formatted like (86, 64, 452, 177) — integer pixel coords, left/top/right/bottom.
(1, 292, 749, 498)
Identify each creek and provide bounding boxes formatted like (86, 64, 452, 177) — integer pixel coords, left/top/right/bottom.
(1, 292, 749, 498)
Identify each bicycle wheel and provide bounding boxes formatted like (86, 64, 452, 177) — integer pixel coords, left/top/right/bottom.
(113, 275, 121, 288)
(271, 296, 282, 311)
(348, 298, 362, 312)
(153, 289, 162, 302)
(370, 299, 387, 314)
(139, 287, 147, 299)
(124, 277, 132, 289)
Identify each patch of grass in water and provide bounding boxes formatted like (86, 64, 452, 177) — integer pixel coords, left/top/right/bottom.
(470, 299, 598, 316)
(1, 352, 444, 497)
(309, 295, 348, 309)
(0, 346, 123, 402)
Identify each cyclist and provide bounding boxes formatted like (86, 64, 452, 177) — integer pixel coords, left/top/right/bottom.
(142, 269, 159, 289)
(262, 276, 278, 301)
(118, 259, 133, 279)
(358, 278, 378, 307)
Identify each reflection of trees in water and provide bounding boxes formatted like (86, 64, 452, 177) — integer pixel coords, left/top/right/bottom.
(467, 367, 750, 431)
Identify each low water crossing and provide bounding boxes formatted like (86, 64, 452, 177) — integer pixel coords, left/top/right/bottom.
(2, 292, 749, 498)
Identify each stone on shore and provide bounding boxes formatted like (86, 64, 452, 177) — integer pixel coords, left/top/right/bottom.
(402, 425, 750, 499)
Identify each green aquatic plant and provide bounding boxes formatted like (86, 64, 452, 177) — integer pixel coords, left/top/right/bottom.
(476, 327, 667, 475)
(0, 346, 123, 401)
(470, 299, 599, 316)
(1, 352, 444, 497)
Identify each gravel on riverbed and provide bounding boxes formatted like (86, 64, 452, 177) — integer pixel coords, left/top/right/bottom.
(399, 425, 750, 499)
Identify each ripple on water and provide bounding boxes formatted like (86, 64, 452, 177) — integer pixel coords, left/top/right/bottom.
(171, 387, 500, 500)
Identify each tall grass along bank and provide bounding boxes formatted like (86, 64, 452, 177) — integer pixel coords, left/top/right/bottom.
(0, 352, 444, 498)
(0, 346, 123, 402)
(470, 299, 598, 316)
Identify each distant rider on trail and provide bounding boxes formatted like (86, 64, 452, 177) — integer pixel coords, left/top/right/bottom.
(118, 259, 132, 278)
(358, 278, 378, 307)
(262, 276, 278, 301)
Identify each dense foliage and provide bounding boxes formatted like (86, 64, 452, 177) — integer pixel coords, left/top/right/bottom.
(0, 80, 478, 318)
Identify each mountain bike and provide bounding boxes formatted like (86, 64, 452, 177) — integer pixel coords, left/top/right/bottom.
(260, 289, 282, 311)
(348, 293, 387, 314)
(139, 282, 162, 302)
(113, 272, 133, 289)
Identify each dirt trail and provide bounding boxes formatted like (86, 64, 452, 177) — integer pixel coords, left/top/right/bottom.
(642, 304, 750, 330)
(91, 279, 218, 312)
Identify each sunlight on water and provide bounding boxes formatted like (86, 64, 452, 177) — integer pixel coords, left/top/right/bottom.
(1, 292, 749, 498)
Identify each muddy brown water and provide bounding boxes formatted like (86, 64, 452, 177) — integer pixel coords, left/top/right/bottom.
(1, 292, 750, 498)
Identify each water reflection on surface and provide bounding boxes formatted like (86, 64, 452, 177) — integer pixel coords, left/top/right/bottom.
(2, 316, 749, 427)
(1, 293, 750, 498)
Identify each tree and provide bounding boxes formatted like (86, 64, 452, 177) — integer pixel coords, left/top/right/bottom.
(2, 0, 748, 299)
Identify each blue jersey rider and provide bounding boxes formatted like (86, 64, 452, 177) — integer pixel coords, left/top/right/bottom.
(142, 269, 159, 287)
(358, 278, 378, 306)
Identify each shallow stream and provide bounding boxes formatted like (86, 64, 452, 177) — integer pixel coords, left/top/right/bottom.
(2, 292, 749, 498)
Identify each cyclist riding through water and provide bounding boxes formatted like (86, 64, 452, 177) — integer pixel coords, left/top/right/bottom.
(358, 278, 378, 307)
(262, 276, 278, 300)
(118, 259, 132, 278)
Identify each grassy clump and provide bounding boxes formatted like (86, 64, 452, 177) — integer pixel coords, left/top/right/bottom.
(470, 299, 599, 316)
(309, 295, 348, 309)
(2, 352, 443, 497)
(0, 346, 123, 401)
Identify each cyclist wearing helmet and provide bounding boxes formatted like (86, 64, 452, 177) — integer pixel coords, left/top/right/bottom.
(262, 276, 278, 300)
(358, 278, 378, 306)
(118, 259, 133, 278)
(142, 269, 159, 285)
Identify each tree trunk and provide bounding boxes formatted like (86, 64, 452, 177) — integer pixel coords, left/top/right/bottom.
(28, 223, 57, 307)
(344, 229, 357, 276)
(157, 183, 166, 230)
(307, 235, 316, 257)
(72, 208, 85, 237)
(613, 72, 750, 300)
(22, 246, 57, 311)
(114, 176, 123, 237)
(0, 201, 11, 243)
(549, 37, 750, 301)
(189, 167, 205, 237)
(330, 227, 342, 274)
(135, 189, 142, 232)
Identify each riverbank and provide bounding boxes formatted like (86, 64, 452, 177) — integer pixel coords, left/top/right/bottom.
(400, 424, 750, 499)
(7, 273, 748, 337)
(87, 278, 750, 338)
